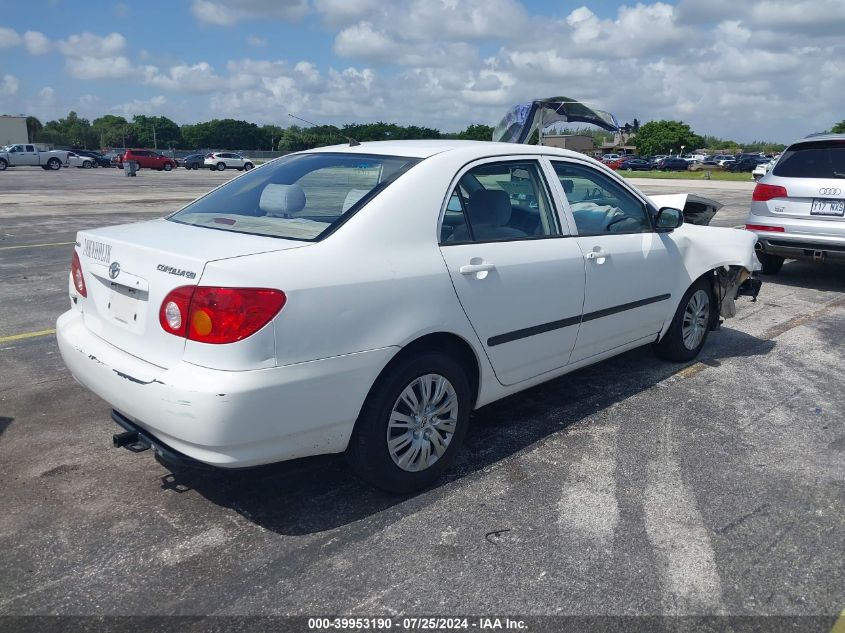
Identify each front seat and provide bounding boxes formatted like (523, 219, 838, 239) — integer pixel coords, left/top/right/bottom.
(449, 189, 526, 241)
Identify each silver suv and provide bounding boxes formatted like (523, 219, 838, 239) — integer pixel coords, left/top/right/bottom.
(745, 134, 845, 274)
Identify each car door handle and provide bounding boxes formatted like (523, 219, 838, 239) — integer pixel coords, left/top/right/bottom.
(460, 263, 496, 275)
(584, 249, 610, 260)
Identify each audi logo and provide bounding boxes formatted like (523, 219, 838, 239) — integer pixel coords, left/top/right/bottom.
(819, 188, 841, 196)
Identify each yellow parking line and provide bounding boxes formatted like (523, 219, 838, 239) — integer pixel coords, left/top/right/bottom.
(0, 241, 74, 251)
(831, 609, 845, 633)
(0, 328, 56, 343)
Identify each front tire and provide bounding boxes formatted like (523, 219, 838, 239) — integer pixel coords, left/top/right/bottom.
(83, 160, 92, 169)
(244, 162, 254, 171)
(758, 252, 784, 275)
(164, 163, 172, 171)
(0, 159, 7, 171)
(654, 277, 714, 362)
(346, 351, 471, 494)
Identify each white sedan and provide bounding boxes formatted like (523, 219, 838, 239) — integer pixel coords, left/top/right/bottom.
(57, 140, 759, 492)
(66, 151, 94, 169)
(204, 152, 254, 171)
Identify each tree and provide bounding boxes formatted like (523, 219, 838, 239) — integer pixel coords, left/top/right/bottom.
(26, 116, 42, 143)
(36, 111, 98, 148)
(92, 114, 132, 148)
(633, 120, 704, 156)
(832, 120, 845, 134)
(456, 124, 493, 141)
(132, 115, 181, 149)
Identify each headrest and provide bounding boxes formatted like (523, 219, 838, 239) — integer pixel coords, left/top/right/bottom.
(466, 189, 511, 226)
(259, 184, 306, 217)
(560, 178, 574, 193)
(341, 188, 369, 212)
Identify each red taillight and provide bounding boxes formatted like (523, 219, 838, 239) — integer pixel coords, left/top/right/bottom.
(160, 286, 286, 344)
(71, 250, 87, 297)
(746, 224, 785, 232)
(752, 183, 788, 202)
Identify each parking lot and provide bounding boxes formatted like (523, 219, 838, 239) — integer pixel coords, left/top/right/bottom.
(1, 167, 843, 625)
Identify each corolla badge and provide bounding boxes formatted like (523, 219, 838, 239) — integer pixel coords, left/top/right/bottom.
(109, 261, 121, 279)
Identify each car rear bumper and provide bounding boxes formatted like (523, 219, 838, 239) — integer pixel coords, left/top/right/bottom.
(56, 309, 396, 468)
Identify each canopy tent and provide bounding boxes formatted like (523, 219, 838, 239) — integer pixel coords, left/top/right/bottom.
(492, 96, 620, 145)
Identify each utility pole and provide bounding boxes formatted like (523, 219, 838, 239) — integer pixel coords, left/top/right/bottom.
(152, 126, 157, 149)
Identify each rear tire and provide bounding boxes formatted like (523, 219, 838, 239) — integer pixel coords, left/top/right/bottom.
(216, 162, 225, 171)
(654, 277, 714, 362)
(758, 252, 784, 275)
(346, 351, 471, 494)
(47, 158, 61, 170)
(0, 159, 7, 171)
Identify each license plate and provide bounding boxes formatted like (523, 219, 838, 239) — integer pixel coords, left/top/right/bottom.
(109, 288, 139, 324)
(810, 198, 845, 216)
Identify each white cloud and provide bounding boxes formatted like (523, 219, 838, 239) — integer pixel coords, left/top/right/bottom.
(191, 0, 308, 26)
(23, 31, 51, 55)
(66, 56, 135, 80)
(0, 26, 21, 48)
(57, 32, 126, 57)
(314, 0, 380, 27)
(0, 74, 19, 96)
(39, 87, 56, 108)
(143, 61, 253, 92)
(110, 95, 167, 116)
(246, 35, 267, 47)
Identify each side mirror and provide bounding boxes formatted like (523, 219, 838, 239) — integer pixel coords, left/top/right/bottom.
(655, 206, 684, 232)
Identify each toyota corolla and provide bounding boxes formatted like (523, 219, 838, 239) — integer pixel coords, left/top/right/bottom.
(57, 140, 760, 492)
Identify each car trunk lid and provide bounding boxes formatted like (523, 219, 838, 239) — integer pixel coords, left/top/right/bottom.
(75, 219, 307, 369)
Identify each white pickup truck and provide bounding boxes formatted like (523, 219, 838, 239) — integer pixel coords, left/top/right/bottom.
(0, 144, 68, 171)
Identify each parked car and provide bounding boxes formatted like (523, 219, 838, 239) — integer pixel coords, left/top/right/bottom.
(118, 149, 177, 171)
(657, 157, 690, 171)
(0, 144, 67, 170)
(618, 158, 654, 171)
(180, 153, 206, 170)
(66, 151, 96, 169)
(73, 150, 112, 168)
(726, 158, 760, 173)
(752, 160, 773, 181)
(204, 152, 254, 171)
(745, 134, 845, 274)
(601, 153, 621, 164)
(57, 140, 759, 492)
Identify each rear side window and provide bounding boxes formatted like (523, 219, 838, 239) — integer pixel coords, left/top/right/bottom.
(773, 141, 845, 179)
(169, 152, 420, 241)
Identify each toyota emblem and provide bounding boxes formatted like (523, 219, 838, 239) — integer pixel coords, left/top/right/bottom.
(108, 261, 121, 279)
(819, 188, 841, 196)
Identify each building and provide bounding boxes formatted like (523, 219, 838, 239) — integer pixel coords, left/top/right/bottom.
(599, 131, 637, 156)
(0, 115, 28, 146)
(541, 134, 595, 155)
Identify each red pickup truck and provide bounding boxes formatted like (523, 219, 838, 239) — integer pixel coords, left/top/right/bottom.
(118, 149, 176, 171)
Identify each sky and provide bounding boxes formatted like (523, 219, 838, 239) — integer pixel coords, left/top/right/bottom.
(0, 0, 843, 143)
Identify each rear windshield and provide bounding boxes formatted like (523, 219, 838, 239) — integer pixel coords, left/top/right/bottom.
(169, 152, 421, 241)
(773, 141, 845, 179)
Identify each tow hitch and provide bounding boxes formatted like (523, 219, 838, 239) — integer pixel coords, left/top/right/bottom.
(112, 430, 150, 453)
(737, 276, 762, 302)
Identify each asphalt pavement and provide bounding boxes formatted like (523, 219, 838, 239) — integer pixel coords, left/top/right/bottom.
(0, 166, 843, 626)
